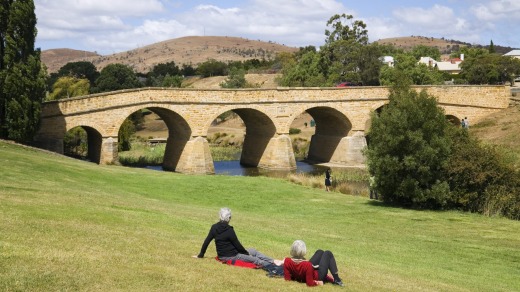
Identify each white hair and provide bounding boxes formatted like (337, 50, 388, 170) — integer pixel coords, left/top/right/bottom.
(290, 240, 307, 259)
(219, 207, 232, 222)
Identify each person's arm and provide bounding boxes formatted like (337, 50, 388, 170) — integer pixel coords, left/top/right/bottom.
(197, 226, 215, 258)
(283, 258, 292, 281)
(229, 228, 249, 254)
(304, 263, 318, 287)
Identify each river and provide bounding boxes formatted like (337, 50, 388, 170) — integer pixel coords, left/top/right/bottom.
(145, 160, 327, 177)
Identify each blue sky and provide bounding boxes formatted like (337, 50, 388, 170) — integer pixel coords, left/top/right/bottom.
(34, 0, 520, 55)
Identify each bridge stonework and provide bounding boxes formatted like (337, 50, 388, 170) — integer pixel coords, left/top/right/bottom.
(35, 85, 510, 174)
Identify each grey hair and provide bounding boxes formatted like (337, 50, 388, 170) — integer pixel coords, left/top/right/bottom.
(290, 240, 307, 259)
(219, 207, 232, 222)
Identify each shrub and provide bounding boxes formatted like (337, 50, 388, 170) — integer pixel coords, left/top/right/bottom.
(365, 75, 452, 208)
(446, 129, 520, 219)
(289, 128, 301, 134)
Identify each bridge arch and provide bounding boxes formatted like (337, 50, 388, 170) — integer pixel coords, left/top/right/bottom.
(63, 125, 103, 164)
(206, 107, 295, 170)
(303, 106, 361, 165)
(146, 107, 192, 172)
(446, 114, 461, 126)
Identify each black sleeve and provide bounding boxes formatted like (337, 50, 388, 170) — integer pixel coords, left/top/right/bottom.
(229, 228, 249, 255)
(197, 226, 215, 258)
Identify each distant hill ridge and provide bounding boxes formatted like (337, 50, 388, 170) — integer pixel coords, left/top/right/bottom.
(41, 35, 517, 74)
(41, 36, 299, 73)
(376, 35, 516, 59)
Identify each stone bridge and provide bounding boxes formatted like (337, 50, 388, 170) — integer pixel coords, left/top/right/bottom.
(35, 85, 510, 174)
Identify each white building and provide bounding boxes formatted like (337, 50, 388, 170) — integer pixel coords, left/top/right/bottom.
(418, 55, 464, 74)
(379, 56, 394, 67)
(504, 50, 520, 59)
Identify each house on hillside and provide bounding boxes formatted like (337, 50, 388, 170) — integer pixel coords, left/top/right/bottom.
(379, 56, 394, 67)
(418, 55, 463, 74)
(418, 57, 436, 67)
(504, 50, 520, 59)
(435, 61, 462, 74)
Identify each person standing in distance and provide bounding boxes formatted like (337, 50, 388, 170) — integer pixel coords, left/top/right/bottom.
(325, 169, 332, 192)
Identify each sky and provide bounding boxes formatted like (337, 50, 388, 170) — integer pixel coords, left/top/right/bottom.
(34, 0, 520, 55)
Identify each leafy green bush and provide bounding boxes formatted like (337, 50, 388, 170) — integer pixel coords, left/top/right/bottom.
(289, 128, 301, 134)
(366, 76, 452, 209)
(446, 129, 520, 219)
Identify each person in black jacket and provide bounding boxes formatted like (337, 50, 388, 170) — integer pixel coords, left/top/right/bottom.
(193, 207, 282, 268)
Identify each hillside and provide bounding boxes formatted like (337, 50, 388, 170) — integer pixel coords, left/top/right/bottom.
(41, 36, 299, 73)
(40, 48, 101, 73)
(375, 35, 517, 59)
(470, 104, 520, 169)
(375, 36, 465, 59)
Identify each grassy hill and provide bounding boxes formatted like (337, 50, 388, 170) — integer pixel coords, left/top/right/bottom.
(41, 36, 299, 73)
(1, 140, 519, 291)
(470, 104, 520, 169)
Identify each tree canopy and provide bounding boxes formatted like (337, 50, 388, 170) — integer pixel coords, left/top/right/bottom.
(366, 74, 452, 208)
(47, 76, 90, 101)
(52, 61, 99, 87)
(0, 0, 46, 142)
(460, 54, 520, 85)
(325, 13, 368, 45)
(94, 63, 141, 93)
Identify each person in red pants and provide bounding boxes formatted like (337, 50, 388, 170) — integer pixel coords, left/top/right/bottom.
(283, 240, 344, 287)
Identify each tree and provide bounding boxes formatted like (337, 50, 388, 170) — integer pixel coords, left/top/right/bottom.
(47, 76, 90, 101)
(161, 74, 183, 87)
(196, 59, 228, 77)
(321, 40, 363, 85)
(321, 15, 377, 85)
(325, 14, 368, 45)
(0, 0, 46, 142)
(94, 63, 141, 93)
(488, 40, 495, 54)
(446, 129, 520, 219)
(450, 46, 488, 59)
(366, 73, 452, 208)
(180, 63, 196, 76)
(49, 61, 99, 90)
(354, 43, 384, 86)
(278, 50, 327, 87)
(380, 52, 444, 86)
(460, 54, 520, 85)
(118, 118, 135, 151)
(149, 61, 180, 78)
(411, 45, 441, 61)
(220, 67, 248, 88)
(145, 61, 184, 87)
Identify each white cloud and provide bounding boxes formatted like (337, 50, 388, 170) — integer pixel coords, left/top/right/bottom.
(471, 0, 520, 21)
(34, 0, 520, 54)
(364, 17, 402, 41)
(36, 0, 164, 17)
(393, 5, 460, 30)
(184, 0, 350, 47)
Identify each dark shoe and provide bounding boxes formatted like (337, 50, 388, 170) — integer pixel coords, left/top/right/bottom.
(333, 280, 344, 287)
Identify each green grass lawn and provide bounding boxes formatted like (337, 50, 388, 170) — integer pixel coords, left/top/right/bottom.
(1, 140, 519, 291)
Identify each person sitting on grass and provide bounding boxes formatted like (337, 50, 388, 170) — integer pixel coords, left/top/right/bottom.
(283, 240, 344, 287)
(193, 207, 283, 268)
